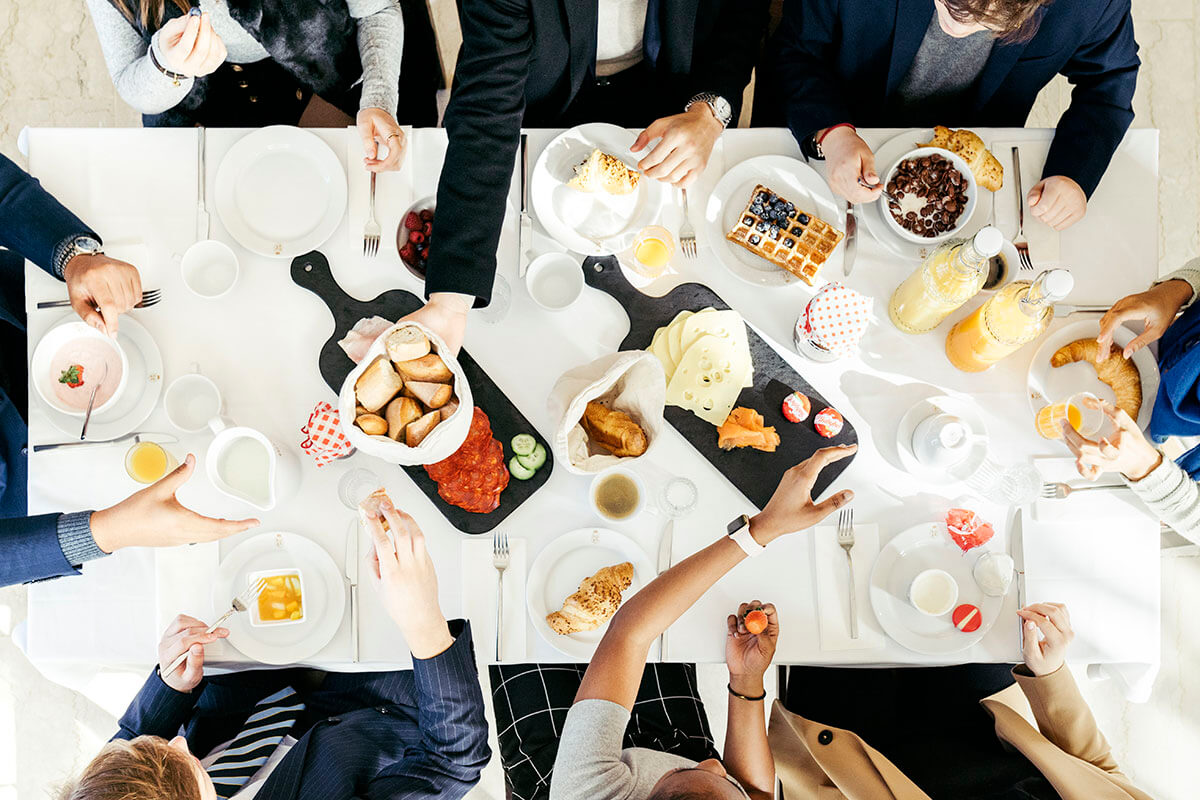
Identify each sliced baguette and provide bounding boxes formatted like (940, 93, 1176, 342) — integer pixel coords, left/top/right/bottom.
(355, 413, 388, 436)
(385, 396, 423, 441)
(440, 396, 460, 421)
(405, 410, 441, 447)
(404, 380, 453, 409)
(394, 353, 453, 383)
(354, 356, 404, 412)
(386, 326, 431, 363)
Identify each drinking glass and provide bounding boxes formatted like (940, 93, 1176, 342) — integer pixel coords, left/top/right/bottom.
(630, 226, 675, 278)
(338, 468, 383, 510)
(1034, 392, 1106, 440)
(125, 441, 177, 484)
(476, 273, 511, 325)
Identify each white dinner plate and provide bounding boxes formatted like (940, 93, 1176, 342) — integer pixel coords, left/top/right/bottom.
(530, 123, 671, 255)
(702, 154, 844, 287)
(895, 395, 989, 485)
(213, 531, 346, 665)
(37, 313, 163, 440)
(1026, 319, 1159, 431)
(859, 129, 996, 262)
(527, 527, 655, 659)
(215, 126, 347, 258)
(869, 522, 1005, 656)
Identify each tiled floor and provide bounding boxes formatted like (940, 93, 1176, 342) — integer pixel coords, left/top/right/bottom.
(2, 2, 1199, 799)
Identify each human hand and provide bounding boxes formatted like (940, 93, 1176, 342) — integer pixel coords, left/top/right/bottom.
(157, 12, 226, 78)
(630, 105, 723, 187)
(1017, 602, 1074, 677)
(822, 127, 880, 204)
(749, 445, 856, 545)
(363, 498, 454, 658)
(157, 613, 229, 692)
(1097, 279, 1193, 360)
(63, 253, 143, 336)
(1061, 399, 1161, 481)
(89, 454, 259, 554)
(725, 601, 779, 696)
(1027, 175, 1086, 231)
(398, 293, 470, 356)
(356, 108, 406, 172)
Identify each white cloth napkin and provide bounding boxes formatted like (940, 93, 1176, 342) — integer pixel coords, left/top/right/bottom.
(154, 542, 230, 659)
(345, 125, 415, 255)
(1031, 457, 1147, 522)
(991, 140, 1061, 266)
(461, 537, 527, 663)
(812, 523, 885, 651)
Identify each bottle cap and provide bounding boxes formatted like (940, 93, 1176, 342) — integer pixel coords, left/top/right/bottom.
(971, 226, 1004, 258)
(1040, 269, 1075, 301)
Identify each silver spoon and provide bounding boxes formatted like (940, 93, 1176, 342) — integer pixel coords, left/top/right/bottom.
(80, 361, 110, 440)
(858, 177, 900, 206)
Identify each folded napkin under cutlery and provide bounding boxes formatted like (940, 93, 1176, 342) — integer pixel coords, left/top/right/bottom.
(462, 537, 527, 662)
(812, 523, 885, 650)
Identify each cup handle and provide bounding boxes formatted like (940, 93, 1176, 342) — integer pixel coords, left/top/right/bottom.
(208, 415, 234, 435)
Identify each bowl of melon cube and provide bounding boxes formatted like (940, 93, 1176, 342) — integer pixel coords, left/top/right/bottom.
(249, 569, 306, 627)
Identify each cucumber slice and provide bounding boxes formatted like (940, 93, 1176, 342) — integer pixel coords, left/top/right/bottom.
(516, 442, 547, 471)
(511, 433, 537, 457)
(509, 455, 537, 480)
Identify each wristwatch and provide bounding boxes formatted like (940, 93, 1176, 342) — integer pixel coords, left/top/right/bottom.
(686, 92, 733, 128)
(800, 131, 825, 162)
(726, 514, 765, 557)
(54, 234, 103, 279)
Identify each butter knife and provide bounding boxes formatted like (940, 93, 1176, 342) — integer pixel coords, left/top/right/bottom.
(1011, 509, 1027, 654)
(1053, 303, 1110, 317)
(656, 520, 674, 660)
(33, 431, 177, 453)
(345, 518, 361, 662)
(842, 201, 857, 277)
(518, 134, 532, 278)
(196, 127, 209, 242)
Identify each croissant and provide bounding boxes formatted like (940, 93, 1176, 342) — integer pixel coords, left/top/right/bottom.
(918, 125, 1004, 192)
(1050, 338, 1142, 421)
(581, 401, 649, 457)
(546, 562, 633, 635)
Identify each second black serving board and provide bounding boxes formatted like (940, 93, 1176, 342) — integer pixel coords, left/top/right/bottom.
(583, 256, 857, 508)
(291, 251, 552, 534)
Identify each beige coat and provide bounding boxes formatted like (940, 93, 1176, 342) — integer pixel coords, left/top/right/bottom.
(769, 666, 1153, 800)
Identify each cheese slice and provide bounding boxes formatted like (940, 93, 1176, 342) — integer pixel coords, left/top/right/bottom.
(665, 333, 752, 425)
(679, 309, 744, 355)
(649, 327, 676, 380)
(666, 311, 693, 366)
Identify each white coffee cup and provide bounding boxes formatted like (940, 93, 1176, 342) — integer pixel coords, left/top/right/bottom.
(590, 466, 646, 522)
(164, 372, 223, 432)
(526, 252, 584, 311)
(180, 239, 240, 299)
(908, 568, 959, 616)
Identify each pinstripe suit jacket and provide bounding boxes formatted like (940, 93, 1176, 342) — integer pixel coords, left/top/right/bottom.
(113, 621, 491, 799)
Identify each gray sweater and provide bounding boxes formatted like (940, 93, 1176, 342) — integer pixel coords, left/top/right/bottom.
(86, 0, 404, 116)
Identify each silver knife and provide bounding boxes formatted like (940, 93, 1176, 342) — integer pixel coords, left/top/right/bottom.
(656, 520, 674, 660)
(1053, 303, 1110, 317)
(1011, 509, 1027, 654)
(842, 201, 857, 277)
(345, 518, 361, 663)
(33, 431, 177, 453)
(196, 127, 209, 242)
(518, 133, 532, 278)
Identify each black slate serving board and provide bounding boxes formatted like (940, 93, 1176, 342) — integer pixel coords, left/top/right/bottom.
(291, 251, 552, 534)
(583, 256, 856, 508)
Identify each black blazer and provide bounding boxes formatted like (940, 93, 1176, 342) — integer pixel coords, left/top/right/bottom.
(112, 621, 491, 800)
(425, 0, 769, 303)
(762, 0, 1140, 198)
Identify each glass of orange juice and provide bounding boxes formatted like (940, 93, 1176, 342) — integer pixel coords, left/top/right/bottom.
(1034, 392, 1105, 440)
(631, 226, 675, 278)
(125, 441, 177, 484)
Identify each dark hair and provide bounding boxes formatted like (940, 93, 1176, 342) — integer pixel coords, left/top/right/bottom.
(109, 0, 191, 29)
(939, 0, 1054, 42)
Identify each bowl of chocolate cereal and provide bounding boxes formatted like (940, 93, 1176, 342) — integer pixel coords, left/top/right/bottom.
(879, 147, 977, 245)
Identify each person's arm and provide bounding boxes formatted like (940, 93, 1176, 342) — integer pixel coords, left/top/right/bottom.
(349, 0, 408, 172)
(1040, 0, 1139, 199)
(84, 0, 196, 115)
(685, 0, 770, 120)
(722, 602, 778, 800)
(0, 154, 96, 279)
(0, 514, 87, 586)
(575, 446, 855, 709)
(1121, 456, 1200, 544)
(772, 0, 854, 149)
(1154, 257, 1200, 311)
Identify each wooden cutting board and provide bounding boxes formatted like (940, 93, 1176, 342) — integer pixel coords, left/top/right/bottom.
(291, 251, 552, 534)
(583, 256, 857, 508)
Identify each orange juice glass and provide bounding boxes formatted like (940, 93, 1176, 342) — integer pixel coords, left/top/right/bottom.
(631, 226, 674, 278)
(1034, 393, 1103, 440)
(125, 441, 177, 484)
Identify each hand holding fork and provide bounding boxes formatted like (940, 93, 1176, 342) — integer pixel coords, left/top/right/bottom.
(161, 577, 266, 680)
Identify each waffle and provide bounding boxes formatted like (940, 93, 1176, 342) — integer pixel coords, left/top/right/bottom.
(725, 184, 844, 284)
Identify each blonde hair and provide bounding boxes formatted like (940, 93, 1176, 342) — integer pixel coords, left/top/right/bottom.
(58, 736, 203, 800)
(110, 0, 191, 29)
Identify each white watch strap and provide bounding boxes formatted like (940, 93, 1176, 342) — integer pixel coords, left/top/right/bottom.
(730, 526, 765, 557)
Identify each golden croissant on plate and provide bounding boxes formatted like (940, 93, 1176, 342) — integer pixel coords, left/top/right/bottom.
(581, 401, 649, 457)
(1050, 338, 1142, 421)
(546, 562, 633, 635)
(918, 125, 1003, 192)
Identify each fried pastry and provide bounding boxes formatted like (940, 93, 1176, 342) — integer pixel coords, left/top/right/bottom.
(581, 401, 648, 457)
(918, 126, 1004, 192)
(1050, 338, 1142, 420)
(546, 562, 634, 635)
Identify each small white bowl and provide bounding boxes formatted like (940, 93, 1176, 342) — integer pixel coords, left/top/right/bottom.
(879, 147, 978, 246)
(180, 239, 240, 299)
(248, 568, 307, 628)
(589, 466, 647, 522)
(526, 252, 584, 311)
(31, 321, 129, 417)
(908, 568, 959, 617)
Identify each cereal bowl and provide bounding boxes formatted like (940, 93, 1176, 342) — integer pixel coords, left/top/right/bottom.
(879, 147, 978, 246)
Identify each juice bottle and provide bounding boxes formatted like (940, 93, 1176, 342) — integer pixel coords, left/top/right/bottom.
(945, 269, 1074, 372)
(888, 226, 1003, 334)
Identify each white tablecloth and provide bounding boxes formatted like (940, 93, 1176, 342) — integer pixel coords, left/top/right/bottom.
(22, 126, 1161, 693)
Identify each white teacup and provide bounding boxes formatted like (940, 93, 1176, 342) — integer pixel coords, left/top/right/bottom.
(908, 568, 959, 616)
(590, 466, 646, 522)
(164, 372, 223, 432)
(526, 252, 584, 311)
(181, 239, 240, 299)
(911, 412, 972, 470)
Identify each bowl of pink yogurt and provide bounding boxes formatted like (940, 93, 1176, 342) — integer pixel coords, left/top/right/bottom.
(32, 321, 129, 417)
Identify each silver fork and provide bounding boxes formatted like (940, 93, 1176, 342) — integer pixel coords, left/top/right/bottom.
(362, 171, 381, 258)
(1011, 147, 1033, 272)
(492, 529, 510, 662)
(679, 188, 698, 259)
(836, 508, 858, 639)
(37, 288, 162, 311)
(162, 577, 266, 677)
(1039, 481, 1128, 500)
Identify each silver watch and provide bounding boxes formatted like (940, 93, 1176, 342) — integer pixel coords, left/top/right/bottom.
(686, 92, 733, 128)
(55, 235, 103, 278)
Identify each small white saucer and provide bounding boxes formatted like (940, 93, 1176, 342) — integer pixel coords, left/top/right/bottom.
(896, 395, 989, 484)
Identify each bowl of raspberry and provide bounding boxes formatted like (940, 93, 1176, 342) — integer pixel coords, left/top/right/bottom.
(397, 197, 435, 280)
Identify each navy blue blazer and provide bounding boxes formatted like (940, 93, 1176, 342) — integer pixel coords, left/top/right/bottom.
(0, 154, 98, 583)
(766, 0, 1140, 197)
(113, 620, 491, 800)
